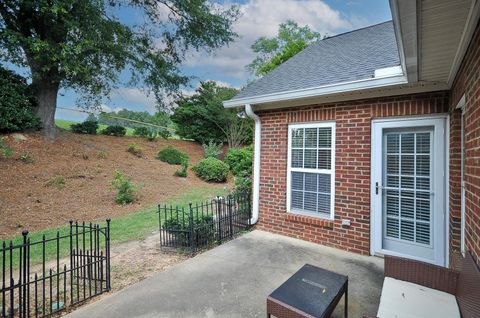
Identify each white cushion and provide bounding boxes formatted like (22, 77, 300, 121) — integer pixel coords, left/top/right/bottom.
(377, 277, 460, 318)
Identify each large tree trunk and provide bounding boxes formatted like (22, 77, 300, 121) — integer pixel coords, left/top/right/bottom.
(32, 79, 60, 139)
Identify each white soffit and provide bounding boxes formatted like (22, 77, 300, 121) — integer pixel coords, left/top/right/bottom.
(419, 0, 474, 83)
(391, 0, 479, 86)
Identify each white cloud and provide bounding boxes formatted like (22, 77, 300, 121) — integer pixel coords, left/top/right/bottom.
(110, 88, 157, 113)
(183, 0, 352, 80)
(205, 79, 236, 88)
(98, 104, 124, 114)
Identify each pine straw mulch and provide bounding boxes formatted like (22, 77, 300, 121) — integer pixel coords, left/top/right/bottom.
(0, 131, 225, 240)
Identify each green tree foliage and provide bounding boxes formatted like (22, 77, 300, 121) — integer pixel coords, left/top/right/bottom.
(171, 81, 252, 148)
(0, 66, 40, 133)
(0, 1, 239, 137)
(247, 20, 323, 76)
(99, 109, 171, 129)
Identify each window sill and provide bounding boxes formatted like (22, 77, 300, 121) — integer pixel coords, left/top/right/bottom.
(285, 213, 334, 228)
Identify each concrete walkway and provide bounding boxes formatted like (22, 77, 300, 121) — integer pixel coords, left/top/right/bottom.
(67, 230, 384, 318)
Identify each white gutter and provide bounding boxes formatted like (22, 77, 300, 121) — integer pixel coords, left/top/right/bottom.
(244, 104, 260, 225)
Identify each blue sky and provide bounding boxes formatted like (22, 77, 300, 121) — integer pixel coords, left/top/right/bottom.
(5, 0, 392, 122)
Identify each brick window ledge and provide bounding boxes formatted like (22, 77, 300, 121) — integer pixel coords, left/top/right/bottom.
(285, 213, 334, 228)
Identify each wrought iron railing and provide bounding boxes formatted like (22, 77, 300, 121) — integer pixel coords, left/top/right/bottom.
(158, 191, 251, 255)
(1, 221, 111, 317)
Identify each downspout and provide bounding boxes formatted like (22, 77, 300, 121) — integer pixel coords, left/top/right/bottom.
(244, 104, 260, 225)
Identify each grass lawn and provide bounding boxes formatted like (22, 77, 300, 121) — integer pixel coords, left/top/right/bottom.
(3, 186, 227, 268)
(55, 119, 135, 136)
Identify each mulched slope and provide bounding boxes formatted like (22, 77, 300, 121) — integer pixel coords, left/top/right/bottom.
(0, 131, 224, 239)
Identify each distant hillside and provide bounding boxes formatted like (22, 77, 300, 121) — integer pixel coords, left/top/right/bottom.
(55, 119, 136, 136)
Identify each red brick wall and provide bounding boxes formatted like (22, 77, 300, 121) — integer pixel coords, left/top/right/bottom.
(450, 19, 480, 263)
(449, 110, 462, 258)
(256, 92, 449, 255)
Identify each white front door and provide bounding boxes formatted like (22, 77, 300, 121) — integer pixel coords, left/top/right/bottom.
(371, 116, 447, 266)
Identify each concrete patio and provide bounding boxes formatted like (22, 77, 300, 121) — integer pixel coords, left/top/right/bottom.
(67, 230, 384, 318)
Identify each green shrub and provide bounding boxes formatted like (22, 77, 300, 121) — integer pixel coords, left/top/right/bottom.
(71, 120, 98, 135)
(192, 157, 229, 182)
(202, 141, 222, 159)
(0, 138, 13, 159)
(0, 66, 41, 133)
(135, 127, 170, 141)
(225, 146, 253, 177)
(102, 125, 126, 137)
(234, 175, 252, 193)
(97, 151, 108, 159)
(146, 130, 158, 141)
(163, 214, 214, 246)
(111, 170, 138, 204)
(127, 143, 143, 157)
(19, 153, 34, 163)
(133, 126, 149, 137)
(174, 158, 189, 178)
(157, 146, 188, 165)
(157, 128, 171, 139)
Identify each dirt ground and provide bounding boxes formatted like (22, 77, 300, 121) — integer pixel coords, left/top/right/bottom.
(0, 131, 225, 239)
(108, 232, 189, 291)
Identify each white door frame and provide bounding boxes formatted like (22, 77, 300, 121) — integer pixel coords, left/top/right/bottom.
(370, 114, 449, 266)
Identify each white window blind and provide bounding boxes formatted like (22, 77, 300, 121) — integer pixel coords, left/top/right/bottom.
(287, 122, 335, 219)
(384, 131, 432, 246)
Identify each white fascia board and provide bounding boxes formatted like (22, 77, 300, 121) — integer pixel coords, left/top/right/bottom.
(223, 74, 408, 108)
(389, 0, 418, 83)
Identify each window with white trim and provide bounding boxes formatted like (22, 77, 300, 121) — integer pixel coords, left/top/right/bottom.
(287, 122, 335, 219)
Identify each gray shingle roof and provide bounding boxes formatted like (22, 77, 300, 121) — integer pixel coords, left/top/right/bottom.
(231, 21, 400, 102)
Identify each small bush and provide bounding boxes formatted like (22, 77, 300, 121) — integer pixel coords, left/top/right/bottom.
(133, 126, 149, 137)
(192, 157, 229, 182)
(202, 141, 222, 159)
(45, 175, 65, 188)
(127, 143, 143, 157)
(146, 130, 157, 141)
(157, 146, 188, 165)
(111, 170, 138, 204)
(19, 153, 34, 163)
(97, 151, 107, 159)
(157, 128, 171, 139)
(225, 146, 253, 177)
(102, 125, 126, 137)
(71, 120, 98, 135)
(0, 138, 13, 159)
(174, 158, 189, 178)
(234, 175, 252, 193)
(163, 214, 214, 246)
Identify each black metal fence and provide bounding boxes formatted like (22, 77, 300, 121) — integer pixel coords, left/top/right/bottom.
(158, 191, 252, 255)
(1, 221, 111, 317)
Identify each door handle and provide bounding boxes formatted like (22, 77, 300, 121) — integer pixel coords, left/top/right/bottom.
(375, 182, 382, 195)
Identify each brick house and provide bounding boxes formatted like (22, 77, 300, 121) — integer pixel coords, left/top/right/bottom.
(224, 0, 480, 268)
